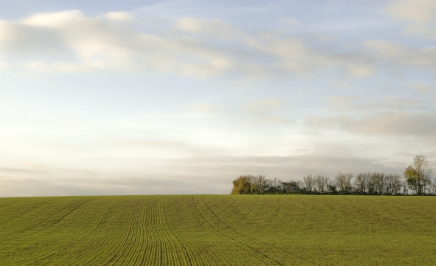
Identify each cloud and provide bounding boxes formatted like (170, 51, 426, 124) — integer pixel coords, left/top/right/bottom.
(413, 81, 435, 93)
(325, 95, 430, 112)
(112, 139, 222, 157)
(365, 40, 436, 68)
(0, 167, 48, 176)
(21, 10, 83, 28)
(350, 111, 436, 137)
(346, 64, 374, 77)
(0, 19, 66, 55)
(0, 10, 396, 79)
(175, 17, 241, 39)
(309, 111, 436, 142)
(385, 0, 436, 39)
(404, 25, 436, 39)
(385, 0, 436, 23)
(241, 99, 292, 125)
(365, 98, 430, 111)
(1, 11, 241, 77)
(0, 164, 230, 196)
(167, 154, 405, 181)
(101, 11, 134, 22)
(2, 9, 436, 80)
(0, 175, 226, 197)
(364, 40, 410, 57)
(308, 115, 353, 129)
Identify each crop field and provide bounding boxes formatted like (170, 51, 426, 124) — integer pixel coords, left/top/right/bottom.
(0, 195, 435, 265)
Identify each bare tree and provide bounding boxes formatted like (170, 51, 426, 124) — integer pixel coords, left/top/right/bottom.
(401, 180, 409, 195)
(326, 177, 337, 194)
(354, 172, 370, 194)
(303, 175, 315, 193)
(371, 172, 385, 195)
(335, 173, 353, 194)
(315, 175, 329, 194)
(282, 181, 299, 194)
(254, 175, 268, 194)
(384, 174, 402, 195)
(428, 178, 436, 195)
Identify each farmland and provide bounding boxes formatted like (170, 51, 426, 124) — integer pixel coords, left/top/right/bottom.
(0, 195, 435, 265)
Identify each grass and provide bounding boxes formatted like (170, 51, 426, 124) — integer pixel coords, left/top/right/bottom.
(0, 195, 435, 265)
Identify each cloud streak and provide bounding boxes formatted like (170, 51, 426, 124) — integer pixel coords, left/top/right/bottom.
(309, 111, 436, 143)
(1, 9, 434, 78)
(0, 153, 405, 197)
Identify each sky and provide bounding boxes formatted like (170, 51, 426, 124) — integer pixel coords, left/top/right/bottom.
(1, 0, 435, 196)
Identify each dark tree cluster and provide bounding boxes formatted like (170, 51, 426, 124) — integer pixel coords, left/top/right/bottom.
(231, 155, 435, 196)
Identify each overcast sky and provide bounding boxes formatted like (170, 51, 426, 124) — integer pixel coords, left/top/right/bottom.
(1, 0, 435, 196)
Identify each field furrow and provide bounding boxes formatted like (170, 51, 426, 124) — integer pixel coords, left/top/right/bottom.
(1, 195, 436, 265)
(202, 196, 335, 266)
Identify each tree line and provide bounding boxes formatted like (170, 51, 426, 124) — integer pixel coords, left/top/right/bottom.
(231, 155, 435, 196)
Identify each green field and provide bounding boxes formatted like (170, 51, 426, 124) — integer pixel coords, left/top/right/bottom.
(0, 195, 435, 265)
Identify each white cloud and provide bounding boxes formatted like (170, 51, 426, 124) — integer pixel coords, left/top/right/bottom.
(0, 11, 374, 78)
(175, 17, 241, 39)
(2, 9, 436, 79)
(21, 10, 83, 28)
(2, 12, 240, 76)
(244, 36, 378, 78)
(101, 11, 134, 22)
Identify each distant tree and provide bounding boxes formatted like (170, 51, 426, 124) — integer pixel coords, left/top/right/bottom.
(282, 181, 301, 194)
(371, 172, 385, 195)
(335, 173, 353, 194)
(385, 174, 402, 195)
(231, 175, 253, 194)
(354, 173, 370, 194)
(367, 173, 376, 195)
(326, 177, 337, 194)
(401, 181, 409, 195)
(251, 175, 268, 194)
(404, 155, 433, 195)
(315, 175, 329, 194)
(428, 179, 436, 195)
(271, 178, 284, 194)
(303, 175, 315, 193)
